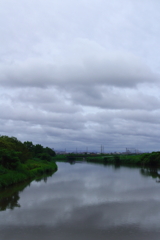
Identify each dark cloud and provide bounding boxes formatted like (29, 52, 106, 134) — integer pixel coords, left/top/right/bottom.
(0, 0, 160, 151)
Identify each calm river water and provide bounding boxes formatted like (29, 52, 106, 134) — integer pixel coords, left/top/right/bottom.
(0, 162, 160, 240)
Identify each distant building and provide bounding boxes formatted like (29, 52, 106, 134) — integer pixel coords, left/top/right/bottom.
(126, 148, 140, 154)
(55, 151, 66, 155)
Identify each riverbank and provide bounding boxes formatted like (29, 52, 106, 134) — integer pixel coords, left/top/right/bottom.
(0, 135, 57, 188)
(55, 152, 160, 167)
(0, 159, 57, 188)
(94, 152, 160, 167)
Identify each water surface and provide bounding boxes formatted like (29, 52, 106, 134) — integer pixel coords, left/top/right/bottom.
(0, 162, 160, 240)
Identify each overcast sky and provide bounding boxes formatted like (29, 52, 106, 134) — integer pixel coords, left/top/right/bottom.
(0, 0, 160, 152)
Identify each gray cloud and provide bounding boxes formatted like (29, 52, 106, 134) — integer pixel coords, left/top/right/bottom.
(0, 0, 160, 151)
(0, 49, 156, 89)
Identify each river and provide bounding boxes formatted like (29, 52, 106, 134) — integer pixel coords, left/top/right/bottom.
(0, 162, 160, 240)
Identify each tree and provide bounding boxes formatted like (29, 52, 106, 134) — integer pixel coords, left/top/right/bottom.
(44, 147, 56, 157)
(34, 144, 44, 156)
(23, 141, 34, 151)
(0, 149, 20, 169)
(38, 152, 52, 162)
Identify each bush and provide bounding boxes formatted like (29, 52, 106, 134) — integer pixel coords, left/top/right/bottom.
(0, 149, 20, 169)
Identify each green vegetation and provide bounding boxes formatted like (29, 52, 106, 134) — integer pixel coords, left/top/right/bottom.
(0, 136, 57, 188)
(0, 171, 55, 211)
(120, 152, 160, 166)
(99, 152, 160, 166)
(55, 152, 160, 167)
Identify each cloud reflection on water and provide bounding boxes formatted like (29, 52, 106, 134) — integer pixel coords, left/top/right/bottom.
(0, 162, 160, 234)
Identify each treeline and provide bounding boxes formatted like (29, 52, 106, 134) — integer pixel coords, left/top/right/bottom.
(97, 152, 160, 167)
(63, 152, 160, 167)
(0, 136, 56, 170)
(0, 135, 57, 188)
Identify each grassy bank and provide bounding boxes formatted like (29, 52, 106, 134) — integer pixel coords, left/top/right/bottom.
(0, 159, 57, 188)
(0, 166, 57, 211)
(55, 152, 160, 167)
(0, 135, 57, 188)
(87, 152, 160, 167)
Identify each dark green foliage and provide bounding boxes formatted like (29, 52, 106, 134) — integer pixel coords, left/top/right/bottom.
(0, 165, 7, 175)
(0, 135, 57, 169)
(113, 155, 121, 164)
(0, 135, 57, 188)
(25, 142, 56, 160)
(140, 152, 160, 166)
(54, 154, 67, 161)
(66, 155, 76, 161)
(0, 149, 20, 169)
(115, 153, 160, 167)
(34, 144, 44, 156)
(38, 153, 52, 162)
(0, 136, 31, 163)
(44, 147, 55, 157)
(23, 141, 34, 152)
(64, 152, 160, 167)
(0, 160, 57, 188)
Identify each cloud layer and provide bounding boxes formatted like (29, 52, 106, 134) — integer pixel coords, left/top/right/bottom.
(0, 0, 160, 152)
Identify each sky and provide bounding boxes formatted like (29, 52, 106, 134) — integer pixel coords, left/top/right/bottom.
(0, 0, 160, 152)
